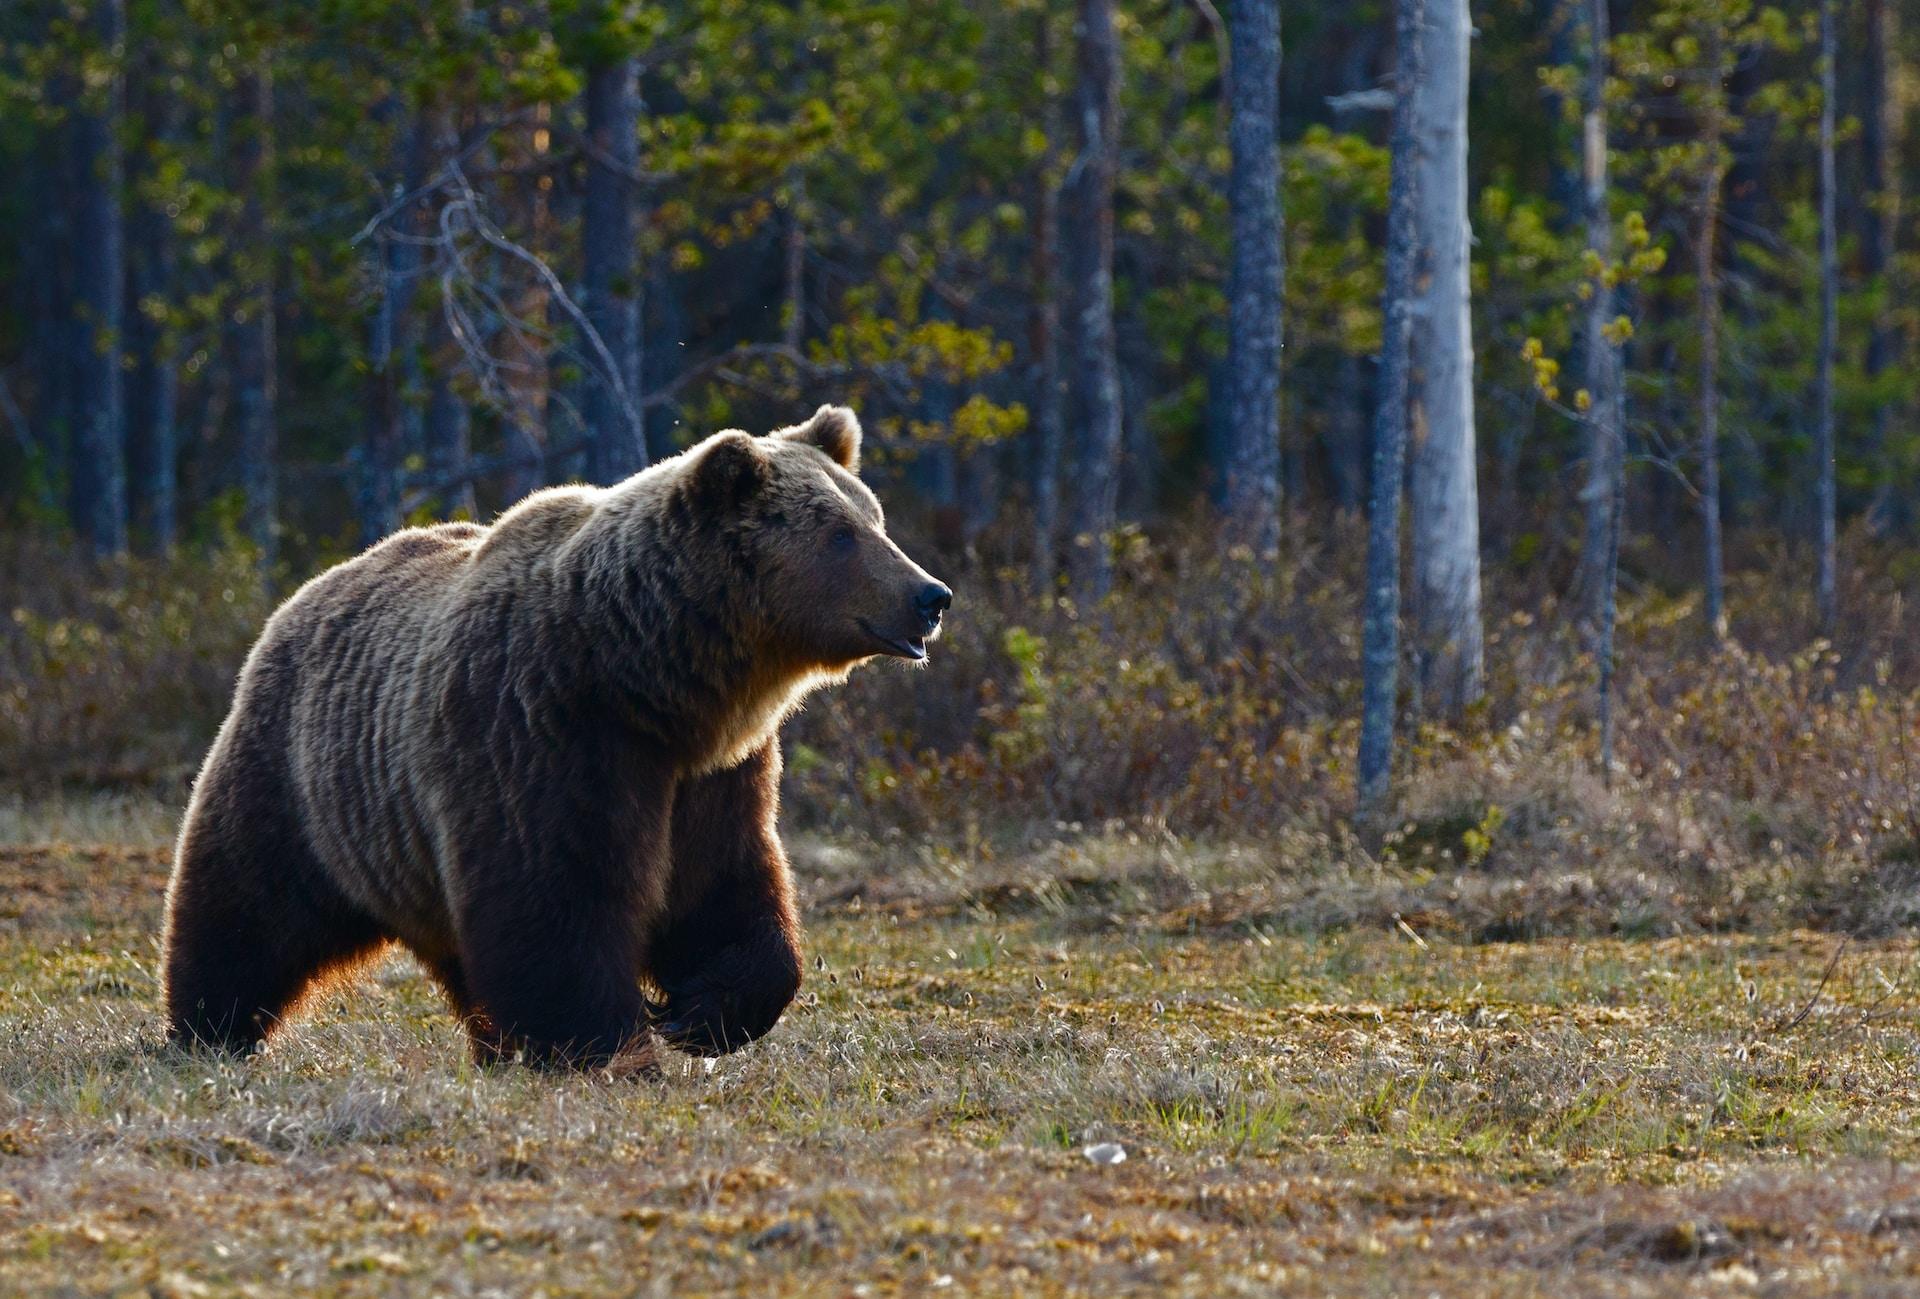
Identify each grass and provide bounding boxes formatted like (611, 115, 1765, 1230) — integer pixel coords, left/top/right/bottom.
(2, 798, 1920, 1294)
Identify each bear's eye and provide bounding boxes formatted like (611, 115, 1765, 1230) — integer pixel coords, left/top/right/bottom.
(829, 525, 857, 552)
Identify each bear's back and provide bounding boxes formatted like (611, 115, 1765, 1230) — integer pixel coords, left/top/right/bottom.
(471, 486, 600, 571)
(264, 520, 494, 945)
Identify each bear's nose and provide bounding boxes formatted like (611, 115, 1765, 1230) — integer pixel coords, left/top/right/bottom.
(916, 581, 953, 629)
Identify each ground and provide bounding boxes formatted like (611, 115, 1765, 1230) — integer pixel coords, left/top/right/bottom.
(2, 795, 1920, 1296)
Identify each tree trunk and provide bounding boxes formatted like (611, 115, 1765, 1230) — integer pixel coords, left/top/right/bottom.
(1546, 0, 1584, 225)
(1407, 0, 1483, 719)
(26, 60, 77, 507)
(1327, 351, 1369, 515)
(1064, 0, 1124, 603)
(1698, 30, 1726, 641)
(642, 246, 688, 463)
(1814, 0, 1838, 634)
(1863, 0, 1900, 531)
(1119, 341, 1155, 520)
(1029, 7, 1065, 589)
(422, 106, 476, 518)
(544, 104, 584, 485)
(1222, 0, 1283, 554)
(228, 62, 277, 565)
(360, 118, 409, 546)
(1576, 0, 1618, 622)
(582, 54, 646, 484)
(424, 356, 475, 517)
(125, 45, 177, 555)
(70, 0, 128, 558)
(1578, 0, 1626, 782)
(783, 169, 806, 354)
(1029, 172, 1064, 587)
(1358, 0, 1426, 814)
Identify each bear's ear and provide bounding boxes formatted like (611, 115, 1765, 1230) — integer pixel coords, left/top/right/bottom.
(688, 430, 771, 509)
(775, 404, 861, 471)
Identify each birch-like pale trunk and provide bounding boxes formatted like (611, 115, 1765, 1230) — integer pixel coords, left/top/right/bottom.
(1222, 0, 1283, 555)
(583, 54, 646, 484)
(1576, 0, 1617, 622)
(1064, 0, 1123, 603)
(1407, 0, 1483, 719)
(1357, 0, 1425, 813)
(1581, 0, 1625, 783)
(1815, 0, 1838, 634)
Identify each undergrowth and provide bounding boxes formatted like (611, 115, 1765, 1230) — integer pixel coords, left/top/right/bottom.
(3, 517, 1917, 938)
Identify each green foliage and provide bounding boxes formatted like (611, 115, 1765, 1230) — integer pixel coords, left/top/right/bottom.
(3, 0, 1913, 545)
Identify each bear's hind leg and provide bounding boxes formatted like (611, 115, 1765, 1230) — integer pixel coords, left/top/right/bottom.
(163, 808, 385, 1054)
(419, 954, 507, 1065)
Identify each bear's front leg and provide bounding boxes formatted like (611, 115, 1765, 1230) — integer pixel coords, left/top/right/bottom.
(649, 740, 803, 1056)
(451, 777, 673, 1071)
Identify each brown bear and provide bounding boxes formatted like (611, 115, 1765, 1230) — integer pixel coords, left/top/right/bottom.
(161, 405, 949, 1069)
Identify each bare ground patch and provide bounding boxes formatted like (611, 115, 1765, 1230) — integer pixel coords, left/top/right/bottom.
(0, 813, 1918, 1293)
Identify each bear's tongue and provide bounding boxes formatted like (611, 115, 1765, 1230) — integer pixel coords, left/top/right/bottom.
(881, 633, 927, 661)
(862, 620, 928, 660)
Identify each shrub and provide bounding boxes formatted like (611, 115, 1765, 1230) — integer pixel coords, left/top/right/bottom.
(4, 517, 1917, 937)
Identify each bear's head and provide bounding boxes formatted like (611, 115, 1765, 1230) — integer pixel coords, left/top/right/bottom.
(683, 405, 952, 670)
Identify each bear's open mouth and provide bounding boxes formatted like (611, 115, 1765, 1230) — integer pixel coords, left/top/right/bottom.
(858, 620, 928, 661)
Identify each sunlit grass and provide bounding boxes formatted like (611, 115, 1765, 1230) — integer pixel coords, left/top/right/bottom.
(2, 815, 1920, 1293)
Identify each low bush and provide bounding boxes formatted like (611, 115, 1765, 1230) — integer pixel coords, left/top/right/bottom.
(3, 516, 1916, 937)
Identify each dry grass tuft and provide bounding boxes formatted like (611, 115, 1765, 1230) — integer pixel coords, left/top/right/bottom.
(2, 807, 1920, 1294)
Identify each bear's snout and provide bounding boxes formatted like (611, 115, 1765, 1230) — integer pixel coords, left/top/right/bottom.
(915, 581, 953, 634)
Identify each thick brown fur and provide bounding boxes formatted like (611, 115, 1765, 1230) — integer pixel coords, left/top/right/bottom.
(162, 406, 948, 1068)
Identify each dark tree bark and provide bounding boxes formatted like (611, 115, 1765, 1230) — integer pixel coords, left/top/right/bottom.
(1546, 0, 1584, 225)
(1358, 0, 1425, 814)
(1407, 0, 1483, 718)
(1863, 0, 1901, 530)
(70, 0, 129, 557)
(543, 107, 585, 485)
(1119, 334, 1155, 520)
(1697, 27, 1727, 641)
(360, 110, 432, 546)
(227, 62, 277, 565)
(1222, 0, 1283, 554)
(642, 252, 687, 464)
(422, 106, 476, 517)
(1815, 0, 1838, 634)
(126, 51, 178, 555)
(582, 53, 646, 484)
(1323, 50, 1376, 520)
(19, 121, 71, 516)
(1326, 352, 1369, 515)
(1029, 6, 1065, 588)
(1063, 0, 1124, 602)
(783, 169, 806, 354)
(26, 93, 75, 501)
